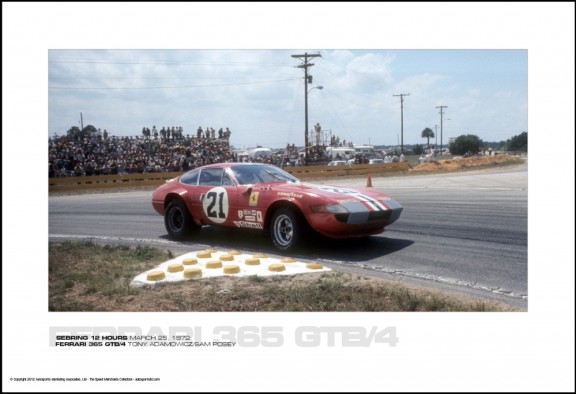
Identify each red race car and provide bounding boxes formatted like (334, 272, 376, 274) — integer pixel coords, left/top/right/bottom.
(152, 163, 402, 251)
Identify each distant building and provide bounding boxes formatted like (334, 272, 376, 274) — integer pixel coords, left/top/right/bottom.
(325, 146, 356, 160)
(353, 145, 374, 155)
(248, 147, 273, 158)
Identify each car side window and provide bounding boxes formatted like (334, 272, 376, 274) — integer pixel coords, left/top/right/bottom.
(199, 168, 224, 186)
(180, 169, 199, 185)
(232, 167, 257, 185)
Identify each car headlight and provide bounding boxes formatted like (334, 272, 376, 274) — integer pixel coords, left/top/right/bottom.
(310, 204, 348, 214)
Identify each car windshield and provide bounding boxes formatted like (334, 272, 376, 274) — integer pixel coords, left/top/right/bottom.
(230, 165, 299, 185)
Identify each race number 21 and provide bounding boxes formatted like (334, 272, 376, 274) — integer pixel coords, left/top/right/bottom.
(202, 187, 229, 224)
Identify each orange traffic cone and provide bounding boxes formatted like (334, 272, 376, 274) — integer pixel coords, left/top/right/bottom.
(366, 174, 373, 187)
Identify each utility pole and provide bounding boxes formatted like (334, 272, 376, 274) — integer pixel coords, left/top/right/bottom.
(436, 106, 447, 155)
(435, 125, 438, 152)
(393, 93, 409, 154)
(292, 52, 321, 165)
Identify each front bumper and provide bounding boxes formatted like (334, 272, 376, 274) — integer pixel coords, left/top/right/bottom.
(306, 205, 403, 238)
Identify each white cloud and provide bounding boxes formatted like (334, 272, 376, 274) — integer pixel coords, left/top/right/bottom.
(48, 49, 528, 148)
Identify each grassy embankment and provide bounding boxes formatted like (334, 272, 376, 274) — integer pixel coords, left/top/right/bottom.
(49, 241, 516, 312)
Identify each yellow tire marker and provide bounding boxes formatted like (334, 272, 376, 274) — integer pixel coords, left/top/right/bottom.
(220, 254, 234, 261)
(167, 264, 184, 273)
(223, 265, 240, 274)
(244, 258, 260, 266)
(147, 271, 166, 281)
(184, 268, 202, 279)
(268, 263, 286, 272)
(206, 260, 223, 269)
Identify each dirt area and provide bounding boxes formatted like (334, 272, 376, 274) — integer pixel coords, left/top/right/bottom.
(117, 272, 517, 312)
(410, 154, 523, 172)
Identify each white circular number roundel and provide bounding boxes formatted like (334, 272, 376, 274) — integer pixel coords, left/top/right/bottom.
(202, 187, 229, 224)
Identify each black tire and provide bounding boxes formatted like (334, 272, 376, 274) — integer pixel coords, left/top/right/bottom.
(270, 207, 304, 252)
(164, 199, 198, 239)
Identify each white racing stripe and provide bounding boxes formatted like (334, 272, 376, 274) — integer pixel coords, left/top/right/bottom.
(311, 184, 387, 211)
(354, 193, 386, 211)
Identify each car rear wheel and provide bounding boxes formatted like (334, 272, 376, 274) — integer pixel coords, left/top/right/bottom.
(270, 207, 304, 251)
(165, 199, 198, 239)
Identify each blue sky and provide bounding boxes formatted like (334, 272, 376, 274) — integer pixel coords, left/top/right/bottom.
(48, 48, 527, 149)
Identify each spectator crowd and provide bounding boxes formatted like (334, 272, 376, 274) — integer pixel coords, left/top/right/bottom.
(49, 126, 234, 177)
(48, 125, 390, 178)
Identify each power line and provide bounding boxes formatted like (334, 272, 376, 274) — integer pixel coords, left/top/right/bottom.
(436, 105, 448, 154)
(292, 52, 321, 165)
(49, 75, 295, 80)
(49, 58, 292, 67)
(49, 78, 299, 90)
(393, 93, 410, 154)
(319, 57, 386, 86)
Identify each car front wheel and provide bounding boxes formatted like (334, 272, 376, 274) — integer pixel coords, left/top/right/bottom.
(165, 199, 197, 239)
(270, 207, 304, 251)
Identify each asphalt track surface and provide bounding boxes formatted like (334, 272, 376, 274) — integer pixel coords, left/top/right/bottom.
(49, 161, 528, 308)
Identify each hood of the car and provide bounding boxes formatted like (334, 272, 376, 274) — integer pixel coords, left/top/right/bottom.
(266, 182, 402, 224)
(264, 181, 392, 202)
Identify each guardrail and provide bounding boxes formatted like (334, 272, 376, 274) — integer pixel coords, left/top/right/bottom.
(285, 161, 409, 179)
(49, 172, 182, 192)
(49, 162, 410, 192)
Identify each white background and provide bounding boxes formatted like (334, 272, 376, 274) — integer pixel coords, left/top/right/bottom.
(3, 2, 575, 392)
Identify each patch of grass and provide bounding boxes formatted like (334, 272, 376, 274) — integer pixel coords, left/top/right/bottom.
(49, 241, 170, 311)
(247, 275, 266, 283)
(133, 245, 158, 261)
(48, 242, 517, 312)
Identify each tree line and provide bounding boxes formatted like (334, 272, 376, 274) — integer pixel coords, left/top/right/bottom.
(415, 128, 527, 155)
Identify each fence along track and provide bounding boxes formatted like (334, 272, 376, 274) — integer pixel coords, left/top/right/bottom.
(49, 162, 409, 192)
